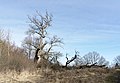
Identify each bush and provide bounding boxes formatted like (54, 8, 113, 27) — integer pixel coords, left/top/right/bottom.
(0, 54, 35, 72)
(0, 44, 35, 72)
(8, 55, 34, 71)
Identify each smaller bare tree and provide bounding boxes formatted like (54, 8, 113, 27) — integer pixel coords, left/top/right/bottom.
(114, 55, 120, 68)
(22, 34, 33, 59)
(81, 51, 109, 67)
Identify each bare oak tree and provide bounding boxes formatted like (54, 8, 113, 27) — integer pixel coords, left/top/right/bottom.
(23, 11, 63, 64)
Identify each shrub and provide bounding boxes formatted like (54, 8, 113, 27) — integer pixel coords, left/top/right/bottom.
(0, 43, 35, 72)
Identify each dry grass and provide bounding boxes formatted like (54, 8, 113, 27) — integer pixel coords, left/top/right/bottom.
(0, 67, 118, 83)
(0, 70, 42, 83)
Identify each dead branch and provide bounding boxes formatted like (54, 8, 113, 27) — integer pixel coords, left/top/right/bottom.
(65, 52, 78, 67)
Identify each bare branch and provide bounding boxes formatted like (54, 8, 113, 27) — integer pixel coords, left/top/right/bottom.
(66, 53, 69, 61)
(65, 52, 78, 67)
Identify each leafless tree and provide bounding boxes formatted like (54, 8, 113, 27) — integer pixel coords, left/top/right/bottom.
(23, 11, 63, 64)
(82, 51, 109, 66)
(83, 51, 99, 64)
(114, 55, 120, 68)
(22, 34, 33, 59)
(114, 55, 120, 64)
(74, 55, 84, 66)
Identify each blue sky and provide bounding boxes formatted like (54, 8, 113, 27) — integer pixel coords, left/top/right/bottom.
(0, 0, 120, 63)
